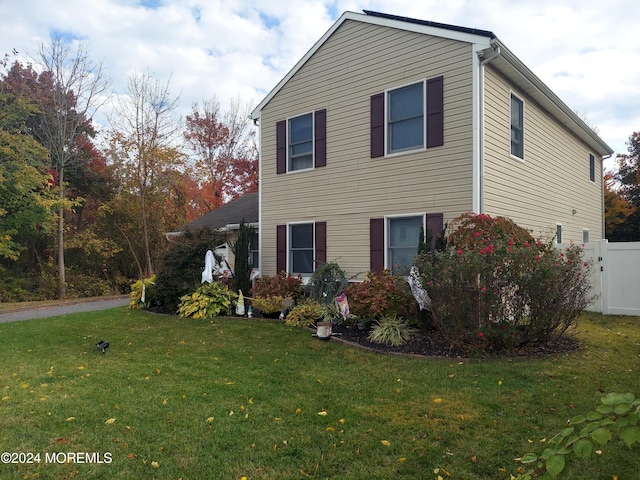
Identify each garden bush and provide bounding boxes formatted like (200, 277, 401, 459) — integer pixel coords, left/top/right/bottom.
(285, 299, 326, 327)
(177, 281, 237, 319)
(415, 213, 594, 351)
(306, 261, 349, 305)
(250, 295, 285, 316)
(251, 272, 304, 301)
(129, 275, 157, 309)
(344, 270, 417, 321)
(153, 228, 227, 312)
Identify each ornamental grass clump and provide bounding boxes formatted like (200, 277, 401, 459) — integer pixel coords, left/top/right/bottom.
(415, 213, 594, 351)
(367, 315, 417, 347)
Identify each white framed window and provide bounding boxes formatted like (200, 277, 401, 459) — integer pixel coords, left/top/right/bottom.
(288, 113, 313, 171)
(582, 229, 590, 244)
(387, 81, 425, 154)
(510, 93, 524, 159)
(556, 224, 563, 244)
(289, 223, 314, 274)
(387, 215, 424, 275)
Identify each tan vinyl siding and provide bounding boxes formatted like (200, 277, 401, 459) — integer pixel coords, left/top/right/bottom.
(260, 20, 475, 277)
(483, 66, 603, 242)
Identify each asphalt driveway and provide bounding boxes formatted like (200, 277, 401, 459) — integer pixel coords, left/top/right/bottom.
(0, 296, 130, 323)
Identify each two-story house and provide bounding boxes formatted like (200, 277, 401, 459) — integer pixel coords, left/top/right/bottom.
(249, 10, 613, 279)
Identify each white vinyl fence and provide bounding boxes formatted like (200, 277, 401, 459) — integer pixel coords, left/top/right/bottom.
(558, 240, 640, 316)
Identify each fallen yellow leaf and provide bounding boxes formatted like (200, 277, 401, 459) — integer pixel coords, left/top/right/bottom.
(105, 418, 116, 425)
(326, 426, 335, 432)
(398, 457, 406, 462)
(151, 461, 159, 468)
(338, 418, 345, 424)
(433, 398, 443, 404)
(162, 398, 168, 405)
(66, 417, 75, 422)
(249, 398, 254, 404)
(381, 440, 391, 447)
(317, 410, 328, 416)
(206, 417, 214, 423)
(471, 455, 477, 463)
(498, 380, 503, 385)
(295, 408, 302, 415)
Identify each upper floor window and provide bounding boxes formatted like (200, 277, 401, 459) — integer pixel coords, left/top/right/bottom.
(388, 82, 424, 154)
(370, 76, 443, 158)
(510, 93, 524, 159)
(589, 154, 595, 182)
(288, 113, 313, 171)
(276, 110, 326, 174)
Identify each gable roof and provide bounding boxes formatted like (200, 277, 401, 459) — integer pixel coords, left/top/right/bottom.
(171, 192, 258, 235)
(250, 10, 612, 157)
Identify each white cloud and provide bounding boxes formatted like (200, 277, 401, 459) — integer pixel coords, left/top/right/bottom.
(1, 0, 639, 158)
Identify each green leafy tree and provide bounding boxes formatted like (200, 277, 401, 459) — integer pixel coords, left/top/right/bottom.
(0, 90, 55, 261)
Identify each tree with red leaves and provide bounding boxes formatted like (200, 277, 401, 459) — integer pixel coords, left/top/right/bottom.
(184, 96, 258, 213)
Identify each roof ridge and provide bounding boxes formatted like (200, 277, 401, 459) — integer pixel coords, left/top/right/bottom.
(362, 9, 495, 39)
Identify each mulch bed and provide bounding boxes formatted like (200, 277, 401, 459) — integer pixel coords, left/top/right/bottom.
(146, 306, 581, 358)
(328, 322, 582, 359)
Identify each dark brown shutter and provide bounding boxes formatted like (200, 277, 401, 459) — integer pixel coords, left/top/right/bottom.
(276, 120, 286, 174)
(426, 213, 444, 250)
(314, 221, 326, 267)
(314, 110, 326, 168)
(370, 218, 384, 273)
(370, 93, 385, 158)
(426, 76, 444, 148)
(276, 224, 286, 273)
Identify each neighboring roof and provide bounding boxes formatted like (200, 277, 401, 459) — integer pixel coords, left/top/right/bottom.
(172, 192, 258, 234)
(250, 9, 613, 157)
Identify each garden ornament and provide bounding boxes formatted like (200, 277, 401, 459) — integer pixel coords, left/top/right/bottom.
(408, 266, 432, 312)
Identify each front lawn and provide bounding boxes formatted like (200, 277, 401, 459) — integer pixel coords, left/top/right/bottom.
(0, 309, 638, 479)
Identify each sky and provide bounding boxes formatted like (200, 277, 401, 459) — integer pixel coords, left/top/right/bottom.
(1, 0, 639, 168)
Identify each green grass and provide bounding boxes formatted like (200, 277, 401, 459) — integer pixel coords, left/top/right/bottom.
(0, 309, 638, 479)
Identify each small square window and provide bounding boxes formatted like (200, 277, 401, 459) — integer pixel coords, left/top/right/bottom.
(288, 113, 313, 171)
(510, 94, 524, 159)
(388, 216, 423, 274)
(289, 223, 314, 274)
(388, 82, 424, 154)
(589, 154, 595, 182)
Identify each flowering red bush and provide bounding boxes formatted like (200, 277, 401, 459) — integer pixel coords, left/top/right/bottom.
(416, 213, 593, 351)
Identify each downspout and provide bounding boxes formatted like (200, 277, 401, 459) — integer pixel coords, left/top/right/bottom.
(476, 41, 501, 213)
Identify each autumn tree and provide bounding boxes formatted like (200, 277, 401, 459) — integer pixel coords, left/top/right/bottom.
(0, 88, 55, 262)
(31, 37, 111, 298)
(184, 96, 258, 212)
(604, 170, 635, 238)
(107, 71, 183, 277)
(607, 132, 640, 241)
